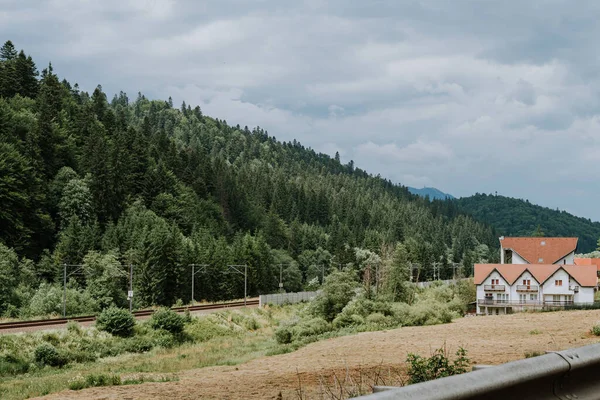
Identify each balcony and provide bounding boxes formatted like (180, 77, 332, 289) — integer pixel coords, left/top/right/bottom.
(477, 299, 575, 307)
(484, 284, 505, 291)
(516, 285, 539, 292)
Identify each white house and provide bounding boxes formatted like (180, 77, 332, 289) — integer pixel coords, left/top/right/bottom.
(499, 237, 577, 265)
(474, 263, 596, 315)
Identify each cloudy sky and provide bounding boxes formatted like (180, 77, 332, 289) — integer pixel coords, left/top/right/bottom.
(2, 0, 600, 219)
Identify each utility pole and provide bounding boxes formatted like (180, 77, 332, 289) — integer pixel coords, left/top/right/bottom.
(63, 263, 66, 317)
(228, 265, 248, 306)
(62, 264, 84, 317)
(129, 264, 133, 312)
(190, 264, 209, 305)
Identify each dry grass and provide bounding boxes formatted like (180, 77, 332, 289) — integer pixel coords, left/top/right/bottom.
(34, 309, 600, 400)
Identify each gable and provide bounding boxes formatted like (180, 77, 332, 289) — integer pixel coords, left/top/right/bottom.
(500, 237, 578, 264)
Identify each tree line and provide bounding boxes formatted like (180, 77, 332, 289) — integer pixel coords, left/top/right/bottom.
(0, 40, 498, 317)
(456, 193, 600, 253)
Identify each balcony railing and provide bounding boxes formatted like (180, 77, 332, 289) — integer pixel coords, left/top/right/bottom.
(484, 284, 505, 291)
(477, 299, 575, 307)
(516, 285, 539, 292)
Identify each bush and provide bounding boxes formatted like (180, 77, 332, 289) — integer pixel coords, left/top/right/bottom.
(310, 270, 358, 322)
(185, 316, 235, 342)
(406, 346, 469, 384)
(0, 354, 29, 376)
(150, 308, 185, 334)
(96, 307, 135, 337)
(274, 326, 293, 344)
(592, 325, 600, 336)
(121, 336, 154, 353)
(291, 317, 331, 341)
(34, 343, 65, 367)
(69, 373, 122, 390)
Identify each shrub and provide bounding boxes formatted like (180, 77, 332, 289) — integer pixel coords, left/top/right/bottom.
(69, 373, 122, 390)
(592, 325, 600, 336)
(34, 343, 65, 367)
(291, 317, 331, 340)
(406, 346, 469, 384)
(121, 336, 154, 353)
(96, 307, 135, 337)
(524, 350, 544, 358)
(309, 270, 359, 322)
(0, 354, 29, 376)
(149, 308, 185, 334)
(274, 326, 293, 344)
(185, 316, 234, 342)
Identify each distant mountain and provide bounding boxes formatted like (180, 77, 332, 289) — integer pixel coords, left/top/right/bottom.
(408, 187, 455, 201)
(456, 194, 600, 253)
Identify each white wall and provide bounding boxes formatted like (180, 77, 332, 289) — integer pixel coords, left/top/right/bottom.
(553, 251, 575, 265)
(476, 271, 509, 313)
(575, 287, 594, 304)
(509, 271, 540, 302)
(511, 252, 528, 264)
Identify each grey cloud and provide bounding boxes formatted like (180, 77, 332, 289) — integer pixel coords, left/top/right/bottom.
(2, 0, 600, 219)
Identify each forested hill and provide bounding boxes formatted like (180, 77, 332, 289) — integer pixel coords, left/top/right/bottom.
(456, 194, 600, 253)
(0, 40, 497, 314)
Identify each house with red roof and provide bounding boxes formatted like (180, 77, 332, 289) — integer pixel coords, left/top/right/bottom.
(500, 237, 578, 265)
(474, 237, 595, 315)
(474, 263, 596, 314)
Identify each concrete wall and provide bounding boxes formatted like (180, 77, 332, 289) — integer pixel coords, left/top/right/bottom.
(259, 291, 319, 307)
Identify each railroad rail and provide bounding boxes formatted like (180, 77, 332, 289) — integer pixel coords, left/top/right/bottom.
(0, 299, 259, 331)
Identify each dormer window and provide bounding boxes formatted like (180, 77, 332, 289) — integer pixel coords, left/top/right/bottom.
(538, 258, 543, 263)
(541, 241, 546, 246)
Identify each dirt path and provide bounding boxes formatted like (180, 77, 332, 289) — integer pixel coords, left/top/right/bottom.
(37, 310, 600, 399)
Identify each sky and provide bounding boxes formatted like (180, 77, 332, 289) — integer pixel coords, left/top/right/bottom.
(2, 0, 600, 220)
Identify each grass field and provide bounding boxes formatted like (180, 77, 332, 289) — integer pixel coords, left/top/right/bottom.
(23, 309, 600, 400)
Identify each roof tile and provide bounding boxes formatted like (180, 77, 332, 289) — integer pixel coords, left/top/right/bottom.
(500, 237, 578, 264)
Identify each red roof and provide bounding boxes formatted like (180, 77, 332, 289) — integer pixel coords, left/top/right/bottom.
(474, 264, 597, 287)
(574, 258, 600, 271)
(500, 237, 578, 264)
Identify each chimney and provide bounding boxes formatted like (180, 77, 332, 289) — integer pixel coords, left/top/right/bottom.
(499, 237, 505, 264)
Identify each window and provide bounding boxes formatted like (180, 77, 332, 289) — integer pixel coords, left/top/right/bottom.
(530, 294, 538, 301)
(523, 279, 530, 286)
(538, 258, 544, 263)
(555, 280, 563, 286)
(519, 294, 527, 302)
(553, 295, 561, 302)
(491, 279, 500, 285)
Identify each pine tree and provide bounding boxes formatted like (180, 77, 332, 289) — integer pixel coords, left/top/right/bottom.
(0, 41, 18, 61)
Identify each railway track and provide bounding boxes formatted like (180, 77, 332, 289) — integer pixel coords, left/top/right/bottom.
(0, 299, 259, 331)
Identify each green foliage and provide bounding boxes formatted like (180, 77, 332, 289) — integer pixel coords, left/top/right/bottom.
(457, 193, 600, 253)
(0, 39, 499, 315)
(34, 343, 65, 367)
(592, 325, 600, 336)
(406, 346, 470, 384)
(524, 350, 544, 358)
(95, 307, 135, 337)
(25, 283, 98, 317)
(149, 308, 185, 334)
(310, 270, 359, 322)
(68, 373, 122, 391)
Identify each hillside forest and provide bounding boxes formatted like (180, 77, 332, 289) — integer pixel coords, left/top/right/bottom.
(0, 40, 498, 317)
(456, 194, 600, 253)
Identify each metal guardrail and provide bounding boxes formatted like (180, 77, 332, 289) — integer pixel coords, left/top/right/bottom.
(354, 342, 600, 400)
